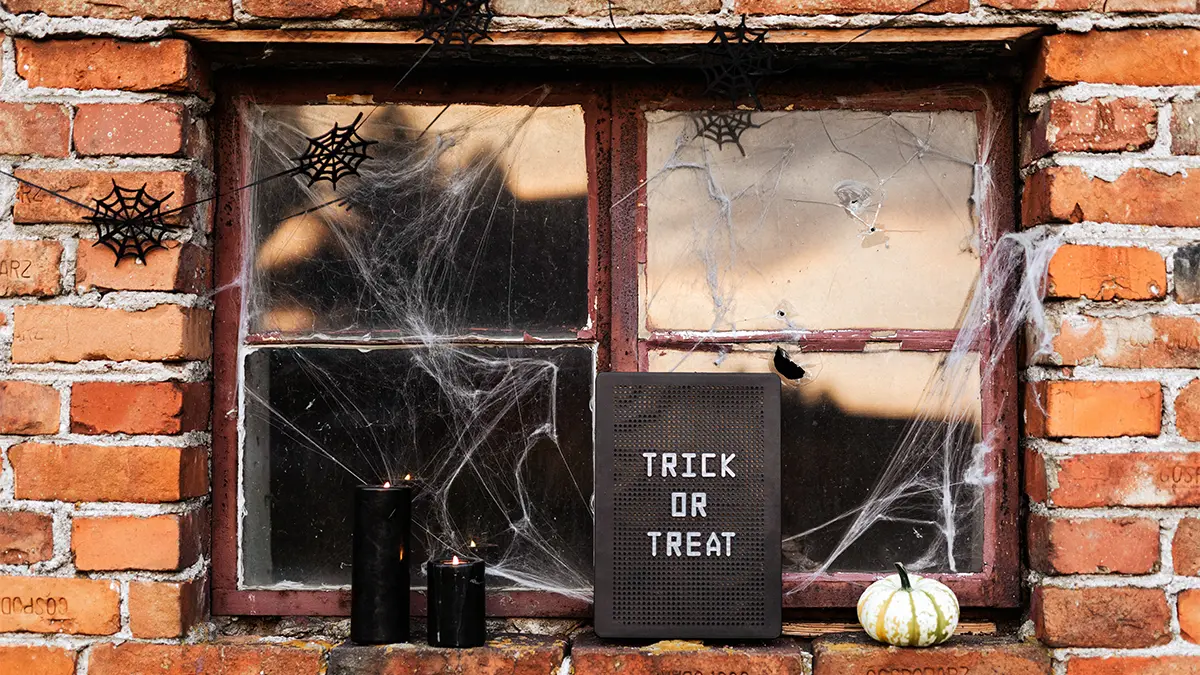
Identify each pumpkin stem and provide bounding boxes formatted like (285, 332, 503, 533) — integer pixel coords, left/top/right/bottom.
(894, 562, 912, 591)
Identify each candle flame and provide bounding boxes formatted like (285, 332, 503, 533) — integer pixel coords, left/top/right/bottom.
(451, 555, 462, 565)
(405, 473, 412, 480)
(383, 481, 391, 488)
(469, 540, 477, 548)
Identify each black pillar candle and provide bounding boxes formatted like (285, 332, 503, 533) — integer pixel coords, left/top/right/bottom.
(351, 483, 411, 644)
(426, 556, 486, 648)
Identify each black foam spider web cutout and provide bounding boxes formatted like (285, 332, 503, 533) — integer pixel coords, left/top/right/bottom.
(292, 112, 377, 189)
(85, 181, 177, 265)
(693, 111, 762, 156)
(700, 16, 777, 110)
(418, 0, 494, 52)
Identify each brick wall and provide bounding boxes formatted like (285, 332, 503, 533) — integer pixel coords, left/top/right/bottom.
(2, 0, 1200, 673)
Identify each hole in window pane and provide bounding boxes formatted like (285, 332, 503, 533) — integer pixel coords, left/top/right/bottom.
(241, 345, 595, 590)
(648, 348, 984, 574)
(643, 109, 980, 332)
(245, 102, 590, 339)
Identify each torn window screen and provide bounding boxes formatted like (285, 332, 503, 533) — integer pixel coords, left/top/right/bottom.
(643, 110, 980, 332)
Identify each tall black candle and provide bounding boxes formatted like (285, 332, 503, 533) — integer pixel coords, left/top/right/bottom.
(351, 483, 411, 644)
(426, 556, 486, 648)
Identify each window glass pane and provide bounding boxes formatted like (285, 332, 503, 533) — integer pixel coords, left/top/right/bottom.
(648, 348, 984, 574)
(643, 110, 980, 332)
(246, 103, 590, 339)
(241, 345, 595, 591)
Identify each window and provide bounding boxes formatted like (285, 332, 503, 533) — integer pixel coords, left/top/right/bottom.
(212, 74, 1018, 616)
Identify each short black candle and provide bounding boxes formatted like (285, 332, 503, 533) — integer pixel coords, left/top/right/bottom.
(351, 483, 411, 644)
(426, 556, 486, 648)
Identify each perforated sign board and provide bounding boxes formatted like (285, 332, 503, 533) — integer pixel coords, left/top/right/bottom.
(594, 372, 781, 639)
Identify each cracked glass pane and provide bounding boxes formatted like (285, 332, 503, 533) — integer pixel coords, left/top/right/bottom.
(643, 110, 980, 333)
(648, 348, 984, 574)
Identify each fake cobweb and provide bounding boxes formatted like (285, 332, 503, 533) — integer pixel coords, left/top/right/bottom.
(232, 85, 1059, 602)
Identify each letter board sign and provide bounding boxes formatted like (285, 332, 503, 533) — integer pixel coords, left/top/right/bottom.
(594, 372, 781, 639)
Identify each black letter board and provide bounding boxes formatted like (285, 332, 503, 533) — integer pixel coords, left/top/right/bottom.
(594, 372, 781, 639)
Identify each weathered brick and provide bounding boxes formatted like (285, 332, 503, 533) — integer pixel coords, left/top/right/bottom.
(1175, 518, 1200, 576)
(1027, 99, 1157, 159)
(1069, 656, 1200, 675)
(572, 631, 806, 675)
(13, 170, 192, 224)
(12, 305, 211, 363)
(1180, 589, 1200, 643)
(738, 0, 964, 12)
(1034, 586, 1171, 648)
(242, 0, 420, 17)
(0, 381, 59, 435)
(498, 0, 720, 15)
(0, 575, 119, 635)
(1177, 243, 1200, 303)
(1031, 30, 1200, 90)
(983, 0, 1093, 9)
(1045, 244, 1166, 301)
(0, 240, 62, 297)
(1024, 166, 1200, 228)
(1178, 379, 1200, 441)
(0, 511, 54, 565)
(1104, 0, 1195, 10)
(1025, 380, 1162, 438)
(4, 0, 232, 19)
(1028, 514, 1159, 574)
(10, 443, 208, 503)
(73, 510, 204, 571)
(71, 381, 210, 435)
(329, 634, 567, 674)
(0, 103, 69, 157)
(1173, 101, 1200, 155)
(1025, 447, 1049, 503)
(88, 641, 326, 675)
(1047, 452, 1200, 507)
(15, 39, 207, 93)
(77, 239, 210, 293)
(0, 646, 75, 675)
(73, 103, 188, 156)
(1048, 316, 1200, 368)
(813, 634, 1049, 675)
(129, 578, 206, 639)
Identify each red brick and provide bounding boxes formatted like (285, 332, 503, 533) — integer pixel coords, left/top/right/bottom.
(329, 634, 567, 674)
(1027, 98, 1157, 159)
(1025, 380, 1161, 438)
(88, 641, 326, 675)
(4, 0, 232, 19)
(1025, 166, 1200, 227)
(10, 443, 208, 503)
(73, 103, 187, 156)
(13, 170, 192, 224)
(1180, 589, 1200, 643)
(1034, 586, 1170, 648)
(1031, 30, 1200, 90)
(1049, 316, 1200, 368)
(1070, 656, 1200, 675)
(813, 635, 1050, 675)
(1028, 514, 1159, 574)
(71, 381, 210, 435)
(983, 0, 1092, 9)
(1025, 447, 1049, 502)
(0, 381, 59, 434)
(737, 0, 964, 12)
(15, 39, 207, 93)
(1048, 452, 1200, 507)
(128, 578, 206, 638)
(1104, 0, 1195, 9)
(1045, 244, 1166, 301)
(0, 646, 75, 675)
(243, 0, 420, 17)
(572, 632, 805, 675)
(0, 103, 69, 156)
(0, 511, 54, 565)
(0, 240, 62, 297)
(73, 511, 204, 571)
(1179, 379, 1200, 441)
(1176, 518, 1200, 576)
(498, 0, 720, 15)
(77, 239, 210, 293)
(12, 305, 211, 363)
(0, 575, 119, 635)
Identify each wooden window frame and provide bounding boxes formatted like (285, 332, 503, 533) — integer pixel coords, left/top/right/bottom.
(212, 71, 1019, 617)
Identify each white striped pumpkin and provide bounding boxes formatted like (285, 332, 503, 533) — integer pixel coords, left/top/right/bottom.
(857, 563, 959, 647)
